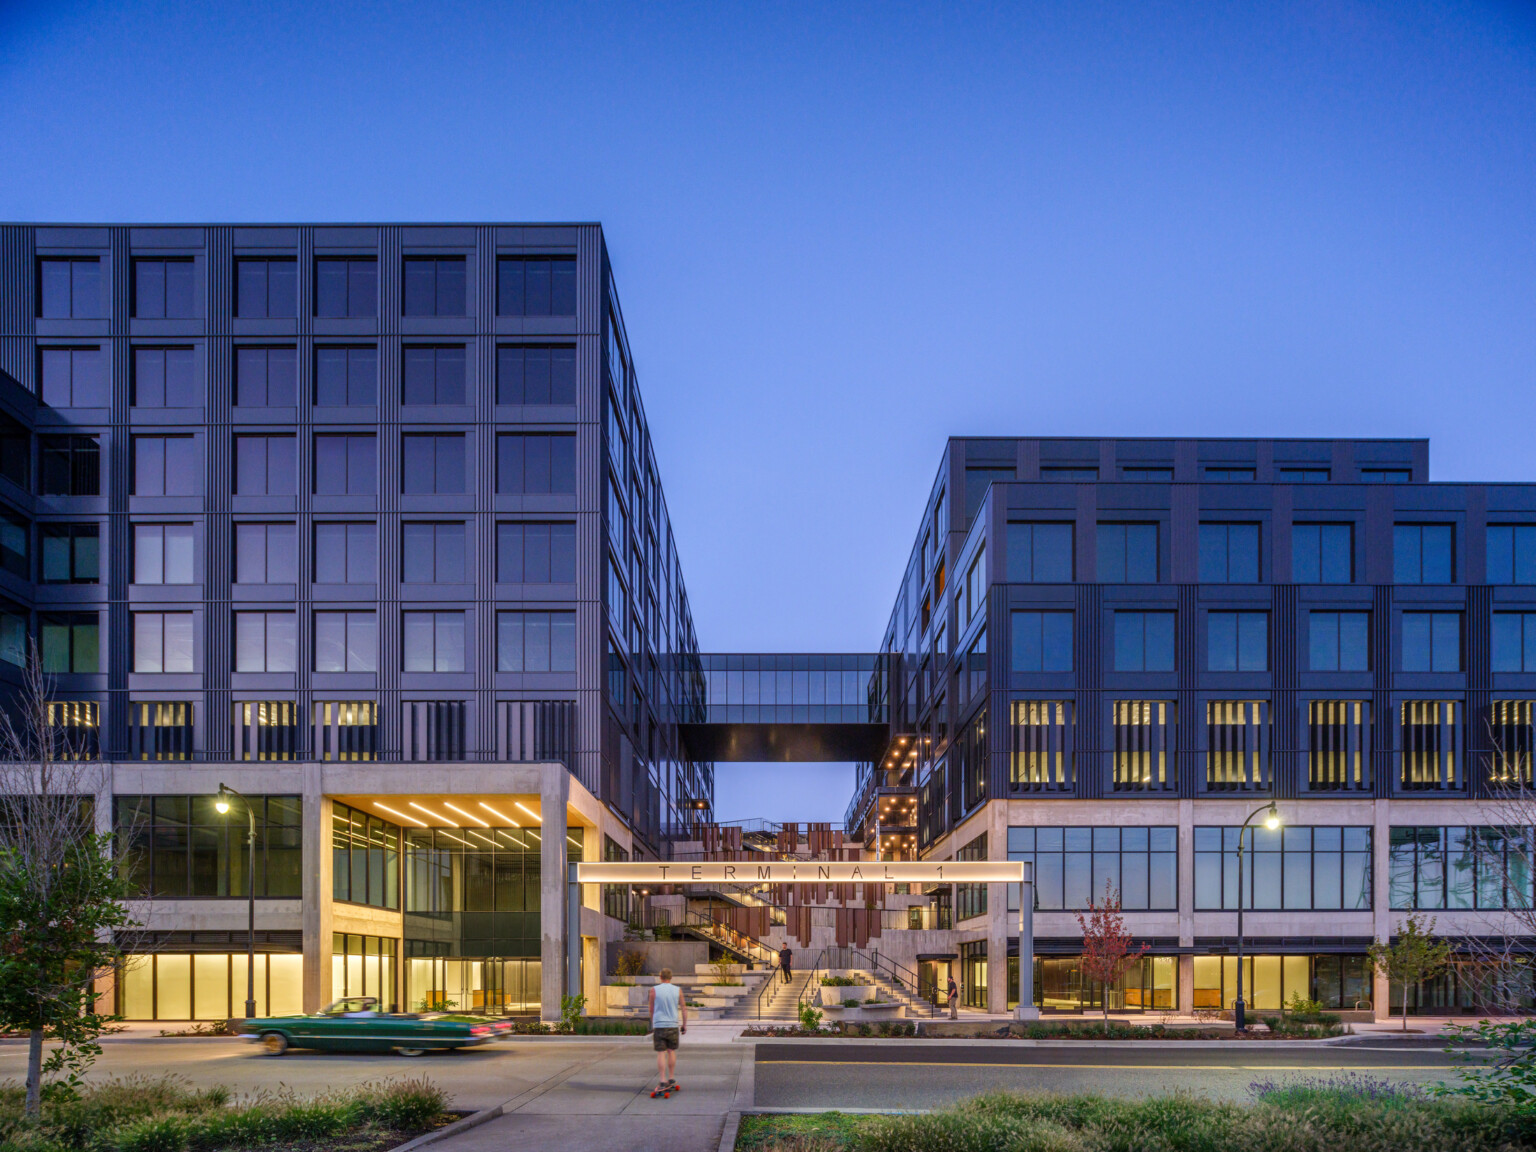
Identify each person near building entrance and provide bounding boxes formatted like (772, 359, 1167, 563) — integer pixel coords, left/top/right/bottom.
(648, 968, 687, 1096)
(779, 945, 794, 984)
(947, 973, 960, 1019)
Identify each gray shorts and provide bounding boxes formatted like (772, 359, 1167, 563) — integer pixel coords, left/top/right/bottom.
(652, 1026, 679, 1051)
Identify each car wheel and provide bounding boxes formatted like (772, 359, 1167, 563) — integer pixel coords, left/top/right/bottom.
(394, 1046, 427, 1057)
(260, 1032, 289, 1056)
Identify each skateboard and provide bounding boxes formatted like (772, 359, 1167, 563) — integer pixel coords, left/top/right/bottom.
(650, 1080, 680, 1098)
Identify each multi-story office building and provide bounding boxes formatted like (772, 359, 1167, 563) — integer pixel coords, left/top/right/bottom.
(846, 437, 1536, 1016)
(0, 223, 709, 1021)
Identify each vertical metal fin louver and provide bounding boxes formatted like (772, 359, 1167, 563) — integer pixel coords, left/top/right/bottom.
(1205, 700, 1269, 790)
(1010, 700, 1073, 789)
(1308, 700, 1371, 790)
(45, 700, 99, 760)
(1487, 700, 1534, 787)
(232, 701, 297, 761)
(402, 700, 467, 762)
(495, 700, 576, 767)
(1113, 700, 1176, 790)
(313, 701, 378, 762)
(1400, 700, 1460, 790)
(127, 701, 193, 761)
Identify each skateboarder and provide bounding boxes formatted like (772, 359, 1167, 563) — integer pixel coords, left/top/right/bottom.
(648, 967, 687, 1097)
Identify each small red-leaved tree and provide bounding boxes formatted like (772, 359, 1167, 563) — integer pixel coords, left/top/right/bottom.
(1075, 879, 1148, 1034)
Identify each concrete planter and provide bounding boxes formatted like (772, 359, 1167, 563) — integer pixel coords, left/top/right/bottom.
(604, 984, 650, 1010)
(820, 984, 876, 1006)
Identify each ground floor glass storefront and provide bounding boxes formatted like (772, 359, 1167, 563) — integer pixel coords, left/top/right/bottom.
(1008, 955, 1176, 1013)
(1393, 959, 1536, 1015)
(330, 932, 398, 1009)
(119, 952, 303, 1020)
(404, 950, 542, 1015)
(1193, 954, 1371, 1011)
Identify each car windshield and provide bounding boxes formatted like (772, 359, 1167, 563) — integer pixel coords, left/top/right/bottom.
(320, 998, 378, 1016)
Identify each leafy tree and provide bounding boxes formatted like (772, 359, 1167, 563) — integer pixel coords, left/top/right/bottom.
(1074, 879, 1148, 1034)
(1367, 912, 1453, 1032)
(0, 648, 136, 1116)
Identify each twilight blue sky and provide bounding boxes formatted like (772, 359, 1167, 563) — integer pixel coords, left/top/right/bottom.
(3, 2, 1534, 821)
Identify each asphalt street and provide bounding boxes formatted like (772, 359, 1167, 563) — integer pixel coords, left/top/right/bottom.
(752, 1039, 1472, 1109)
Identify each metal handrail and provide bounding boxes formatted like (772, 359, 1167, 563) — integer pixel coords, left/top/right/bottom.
(676, 909, 778, 968)
(797, 948, 829, 1023)
(822, 945, 937, 1017)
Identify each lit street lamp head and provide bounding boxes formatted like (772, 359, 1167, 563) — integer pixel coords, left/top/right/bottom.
(215, 783, 232, 814)
(1264, 803, 1281, 830)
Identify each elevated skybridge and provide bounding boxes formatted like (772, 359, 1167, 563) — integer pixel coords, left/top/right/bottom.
(678, 653, 892, 762)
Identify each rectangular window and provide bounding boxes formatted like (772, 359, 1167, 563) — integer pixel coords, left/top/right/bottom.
(1309, 611, 1369, 671)
(965, 467, 1015, 525)
(1207, 612, 1267, 671)
(234, 436, 296, 496)
(133, 258, 195, 318)
(314, 434, 376, 495)
(1309, 701, 1371, 790)
(234, 611, 296, 672)
(497, 522, 576, 583)
(117, 794, 301, 899)
(38, 528, 96, 589)
(133, 347, 198, 407)
(133, 436, 198, 496)
(133, 524, 194, 584)
(40, 347, 108, 407)
(1402, 612, 1461, 672)
(0, 604, 22, 668)
(1400, 700, 1460, 789)
(0, 514, 24, 580)
(39, 436, 100, 497)
(403, 257, 466, 316)
(497, 610, 577, 672)
(963, 547, 985, 624)
(1206, 700, 1268, 788)
(40, 524, 98, 584)
(1362, 468, 1411, 483)
(1009, 700, 1073, 789)
(497, 433, 576, 494)
(1493, 614, 1536, 673)
(234, 523, 297, 583)
(234, 347, 297, 406)
(314, 523, 376, 583)
(40, 612, 98, 674)
(1204, 467, 1254, 481)
(39, 258, 101, 318)
(1195, 825, 1372, 910)
(1113, 700, 1175, 788)
(1279, 468, 1330, 482)
(133, 611, 194, 672)
(1010, 611, 1073, 672)
(965, 631, 987, 701)
(1292, 523, 1353, 584)
(402, 433, 466, 494)
(1097, 523, 1158, 583)
(1390, 826, 1532, 911)
(314, 611, 377, 672)
(1121, 467, 1173, 481)
(497, 345, 577, 404)
(314, 346, 377, 406)
(330, 801, 398, 907)
(1489, 700, 1535, 786)
(955, 833, 988, 921)
(1487, 526, 1536, 586)
(1040, 466, 1096, 481)
(1010, 826, 1178, 912)
(1113, 612, 1175, 672)
(1005, 522, 1073, 582)
(402, 523, 466, 583)
(496, 256, 577, 316)
(402, 346, 466, 405)
(1199, 522, 1260, 582)
(1394, 524, 1454, 584)
(403, 611, 466, 672)
(315, 258, 377, 318)
(235, 258, 297, 318)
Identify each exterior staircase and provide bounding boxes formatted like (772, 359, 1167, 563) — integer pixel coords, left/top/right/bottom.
(721, 966, 814, 1022)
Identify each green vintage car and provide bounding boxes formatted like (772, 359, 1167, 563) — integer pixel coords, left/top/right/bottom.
(240, 997, 514, 1056)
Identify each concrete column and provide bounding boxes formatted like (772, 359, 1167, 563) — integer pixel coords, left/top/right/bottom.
(540, 764, 571, 1021)
(1373, 797, 1392, 1021)
(1177, 953, 1194, 1015)
(987, 803, 1009, 1014)
(301, 765, 332, 1013)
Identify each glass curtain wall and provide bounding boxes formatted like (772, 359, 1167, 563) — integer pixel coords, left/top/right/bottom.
(119, 952, 303, 1020)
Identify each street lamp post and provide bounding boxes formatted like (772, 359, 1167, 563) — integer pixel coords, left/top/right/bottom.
(1234, 801, 1281, 1032)
(216, 784, 258, 1020)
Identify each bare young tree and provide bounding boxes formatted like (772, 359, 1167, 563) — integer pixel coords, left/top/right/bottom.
(0, 645, 134, 1117)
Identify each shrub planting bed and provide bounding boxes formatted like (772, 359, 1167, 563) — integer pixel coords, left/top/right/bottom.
(0, 1076, 452, 1152)
(734, 1079, 1536, 1152)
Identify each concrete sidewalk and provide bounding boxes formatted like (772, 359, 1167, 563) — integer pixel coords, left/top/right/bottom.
(428, 1039, 750, 1152)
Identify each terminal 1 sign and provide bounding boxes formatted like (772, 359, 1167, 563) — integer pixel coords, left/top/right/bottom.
(575, 861, 1028, 884)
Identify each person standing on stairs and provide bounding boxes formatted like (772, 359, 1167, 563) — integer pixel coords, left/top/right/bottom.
(778, 944, 794, 984)
(648, 968, 686, 1097)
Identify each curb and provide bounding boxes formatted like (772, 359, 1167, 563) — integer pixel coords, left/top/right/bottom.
(388, 1105, 504, 1152)
(744, 1034, 1369, 1050)
(717, 1111, 742, 1152)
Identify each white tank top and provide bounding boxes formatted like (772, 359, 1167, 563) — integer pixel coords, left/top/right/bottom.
(652, 982, 681, 1028)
